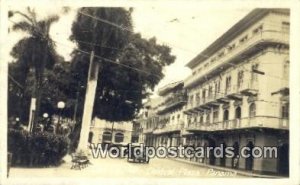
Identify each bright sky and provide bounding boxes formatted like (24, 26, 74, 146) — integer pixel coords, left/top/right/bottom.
(6, 6, 252, 93)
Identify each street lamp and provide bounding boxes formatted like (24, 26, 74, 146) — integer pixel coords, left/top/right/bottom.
(43, 113, 49, 118)
(57, 101, 65, 133)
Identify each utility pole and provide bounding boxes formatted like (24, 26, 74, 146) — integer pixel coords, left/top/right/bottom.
(77, 50, 100, 151)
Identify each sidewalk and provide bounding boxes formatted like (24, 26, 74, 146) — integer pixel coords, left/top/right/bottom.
(169, 158, 284, 178)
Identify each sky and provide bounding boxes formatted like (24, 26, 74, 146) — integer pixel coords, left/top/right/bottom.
(6, 6, 252, 94)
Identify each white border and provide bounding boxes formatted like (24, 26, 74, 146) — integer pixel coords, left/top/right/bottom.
(1, 0, 299, 185)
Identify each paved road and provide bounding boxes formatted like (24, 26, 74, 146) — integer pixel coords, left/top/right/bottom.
(9, 156, 244, 178)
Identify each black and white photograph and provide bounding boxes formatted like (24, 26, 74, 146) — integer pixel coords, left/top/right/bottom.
(1, 1, 299, 185)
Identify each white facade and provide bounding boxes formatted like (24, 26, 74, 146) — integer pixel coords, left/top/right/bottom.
(89, 117, 133, 144)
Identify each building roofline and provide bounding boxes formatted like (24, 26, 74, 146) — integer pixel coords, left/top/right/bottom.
(185, 8, 289, 69)
(158, 80, 184, 96)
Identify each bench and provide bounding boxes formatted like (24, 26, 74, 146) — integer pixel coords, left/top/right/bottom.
(71, 154, 91, 170)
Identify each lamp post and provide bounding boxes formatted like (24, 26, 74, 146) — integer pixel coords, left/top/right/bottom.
(43, 113, 49, 119)
(57, 101, 65, 134)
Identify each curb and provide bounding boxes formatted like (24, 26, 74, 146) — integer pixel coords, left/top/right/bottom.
(168, 158, 283, 178)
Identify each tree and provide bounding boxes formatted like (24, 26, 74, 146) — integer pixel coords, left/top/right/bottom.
(69, 8, 176, 122)
(9, 7, 61, 126)
(8, 61, 76, 124)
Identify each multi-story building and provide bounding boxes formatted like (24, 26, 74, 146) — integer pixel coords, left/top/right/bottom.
(152, 81, 187, 147)
(183, 8, 289, 175)
(140, 97, 161, 146)
(89, 117, 133, 145)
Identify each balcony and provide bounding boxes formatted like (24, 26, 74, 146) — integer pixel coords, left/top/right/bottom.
(185, 116, 289, 132)
(184, 30, 289, 88)
(143, 127, 154, 134)
(153, 123, 184, 134)
(157, 93, 187, 115)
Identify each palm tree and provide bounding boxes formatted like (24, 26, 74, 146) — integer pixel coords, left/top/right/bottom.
(9, 7, 61, 130)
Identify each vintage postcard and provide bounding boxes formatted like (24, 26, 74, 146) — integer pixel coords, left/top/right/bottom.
(0, 0, 299, 185)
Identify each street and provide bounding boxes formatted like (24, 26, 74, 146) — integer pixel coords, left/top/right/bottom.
(9, 156, 245, 178)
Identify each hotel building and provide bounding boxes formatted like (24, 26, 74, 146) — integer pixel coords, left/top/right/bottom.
(182, 8, 289, 175)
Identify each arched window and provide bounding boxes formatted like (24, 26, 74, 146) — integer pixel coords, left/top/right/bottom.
(102, 131, 112, 142)
(223, 109, 229, 121)
(249, 103, 256, 117)
(115, 133, 124, 143)
(235, 107, 241, 119)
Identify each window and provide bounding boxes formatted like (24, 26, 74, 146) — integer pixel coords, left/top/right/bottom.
(251, 64, 259, 82)
(227, 43, 236, 52)
(102, 132, 112, 142)
(115, 133, 124, 143)
(223, 110, 229, 121)
(239, 35, 248, 44)
(211, 57, 216, 63)
(215, 81, 221, 95)
(235, 107, 241, 119)
(253, 25, 263, 35)
(202, 89, 206, 101)
(225, 76, 231, 94)
(208, 85, 213, 99)
(200, 115, 203, 124)
(213, 110, 219, 123)
(145, 111, 148, 118)
(218, 51, 225, 58)
(249, 103, 256, 117)
(282, 21, 290, 32)
(281, 103, 289, 119)
(237, 70, 244, 89)
(196, 93, 200, 105)
(206, 113, 210, 124)
(177, 114, 181, 119)
(88, 132, 94, 143)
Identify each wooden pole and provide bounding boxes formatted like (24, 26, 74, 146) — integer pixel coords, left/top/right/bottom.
(77, 50, 100, 151)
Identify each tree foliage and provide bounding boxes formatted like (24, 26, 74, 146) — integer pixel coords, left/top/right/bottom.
(9, 8, 61, 123)
(70, 8, 176, 121)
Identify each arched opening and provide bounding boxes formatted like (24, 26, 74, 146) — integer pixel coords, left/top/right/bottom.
(235, 107, 241, 119)
(235, 107, 242, 127)
(278, 143, 289, 175)
(245, 141, 254, 171)
(88, 132, 94, 143)
(208, 139, 216, 165)
(220, 142, 226, 167)
(115, 133, 124, 143)
(249, 103, 256, 117)
(102, 131, 112, 142)
(232, 142, 240, 168)
(223, 109, 229, 128)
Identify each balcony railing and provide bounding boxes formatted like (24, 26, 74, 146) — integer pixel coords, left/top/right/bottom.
(185, 30, 289, 88)
(157, 94, 187, 114)
(153, 123, 184, 134)
(186, 116, 289, 131)
(143, 127, 154, 134)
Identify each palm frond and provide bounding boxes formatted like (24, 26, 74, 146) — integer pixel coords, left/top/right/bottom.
(45, 15, 60, 26)
(12, 21, 33, 33)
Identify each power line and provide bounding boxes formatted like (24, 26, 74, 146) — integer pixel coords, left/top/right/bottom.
(52, 39, 163, 80)
(75, 10, 289, 81)
(8, 74, 24, 89)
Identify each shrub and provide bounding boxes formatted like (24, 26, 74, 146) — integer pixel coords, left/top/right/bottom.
(8, 128, 69, 167)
